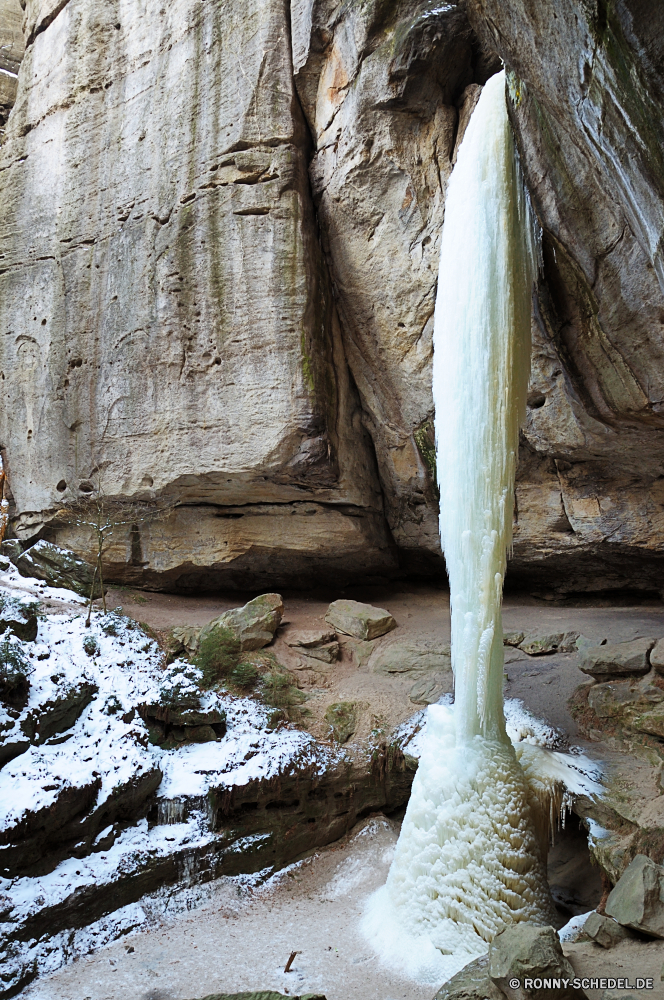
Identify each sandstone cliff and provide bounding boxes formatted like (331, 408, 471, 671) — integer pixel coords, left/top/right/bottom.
(1, 0, 664, 594)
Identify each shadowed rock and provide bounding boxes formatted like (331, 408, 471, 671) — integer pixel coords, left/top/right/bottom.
(605, 854, 664, 938)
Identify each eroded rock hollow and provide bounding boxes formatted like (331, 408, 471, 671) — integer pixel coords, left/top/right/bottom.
(1, 0, 664, 595)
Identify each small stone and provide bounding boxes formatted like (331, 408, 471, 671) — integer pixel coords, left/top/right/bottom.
(519, 632, 580, 656)
(489, 924, 588, 1000)
(301, 641, 339, 664)
(325, 599, 396, 640)
(503, 631, 525, 647)
(579, 638, 656, 678)
(650, 638, 664, 676)
(605, 853, 664, 938)
(434, 954, 503, 1000)
(582, 910, 634, 948)
(285, 628, 336, 649)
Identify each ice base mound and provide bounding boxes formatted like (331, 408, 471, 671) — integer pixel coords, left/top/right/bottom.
(361, 702, 603, 984)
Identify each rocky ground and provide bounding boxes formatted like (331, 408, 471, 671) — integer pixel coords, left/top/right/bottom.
(3, 553, 664, 998)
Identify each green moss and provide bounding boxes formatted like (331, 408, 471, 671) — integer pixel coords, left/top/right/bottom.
(324, 701, 359, 744)
(413, 420, 438, 491)
(300, 328, 316, 395)
(194, 623, 241, 687)
(230, 660, 259, 689)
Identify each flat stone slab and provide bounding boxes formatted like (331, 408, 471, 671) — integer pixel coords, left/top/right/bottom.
(369, 636, 450, 674)
(579, 638, 656, 678)
(605, 853, 664, 938)
(301, 641, 340, 664)
(325, 599, 396, 640)
(285, 628, 336, 648)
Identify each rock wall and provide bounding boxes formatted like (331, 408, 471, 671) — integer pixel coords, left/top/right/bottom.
(2, 0, 664, 593)
(468, 0, 664, 593)
(0, 0, 23, 127)
(0, 0, 395, 589)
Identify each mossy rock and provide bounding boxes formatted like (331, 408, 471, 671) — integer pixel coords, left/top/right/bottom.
(199, 594, 284, 654)
(194, 622, 242, 687)
(324, 701, 359, 743)
(9, 540, 103, 599)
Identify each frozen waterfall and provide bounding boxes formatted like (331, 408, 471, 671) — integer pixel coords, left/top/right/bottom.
(361, 71, 558, 983)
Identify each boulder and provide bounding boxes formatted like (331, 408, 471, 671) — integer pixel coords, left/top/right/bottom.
(434, 954, 504, 999)
(324, 701, 359, 744)
(489, 924, 588, 1000)
(369, 637, 450, 674)
(325, 600, 396, 641)
(605, 854, 664, 938)
(168, 625, 203, 660)
(142, 705, 226, 747)
(579, 639, 656, 678)
(200, 594, 284, 652)
(285, 628, 336, 648)
(649, 638, 664, 676)
(581, 911, 634, 948)
(10, 541, 102, 600)
(301, 641, 340, 664)
(587, 676, 664, 721)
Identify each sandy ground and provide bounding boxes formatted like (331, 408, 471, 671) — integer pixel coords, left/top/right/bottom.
(22, 815, 663, 1000)
(104, 582, 664, 740)
(21, 585, 664, 1000)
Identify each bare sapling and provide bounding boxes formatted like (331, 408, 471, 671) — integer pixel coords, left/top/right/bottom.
(55, 478, 179, 626)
